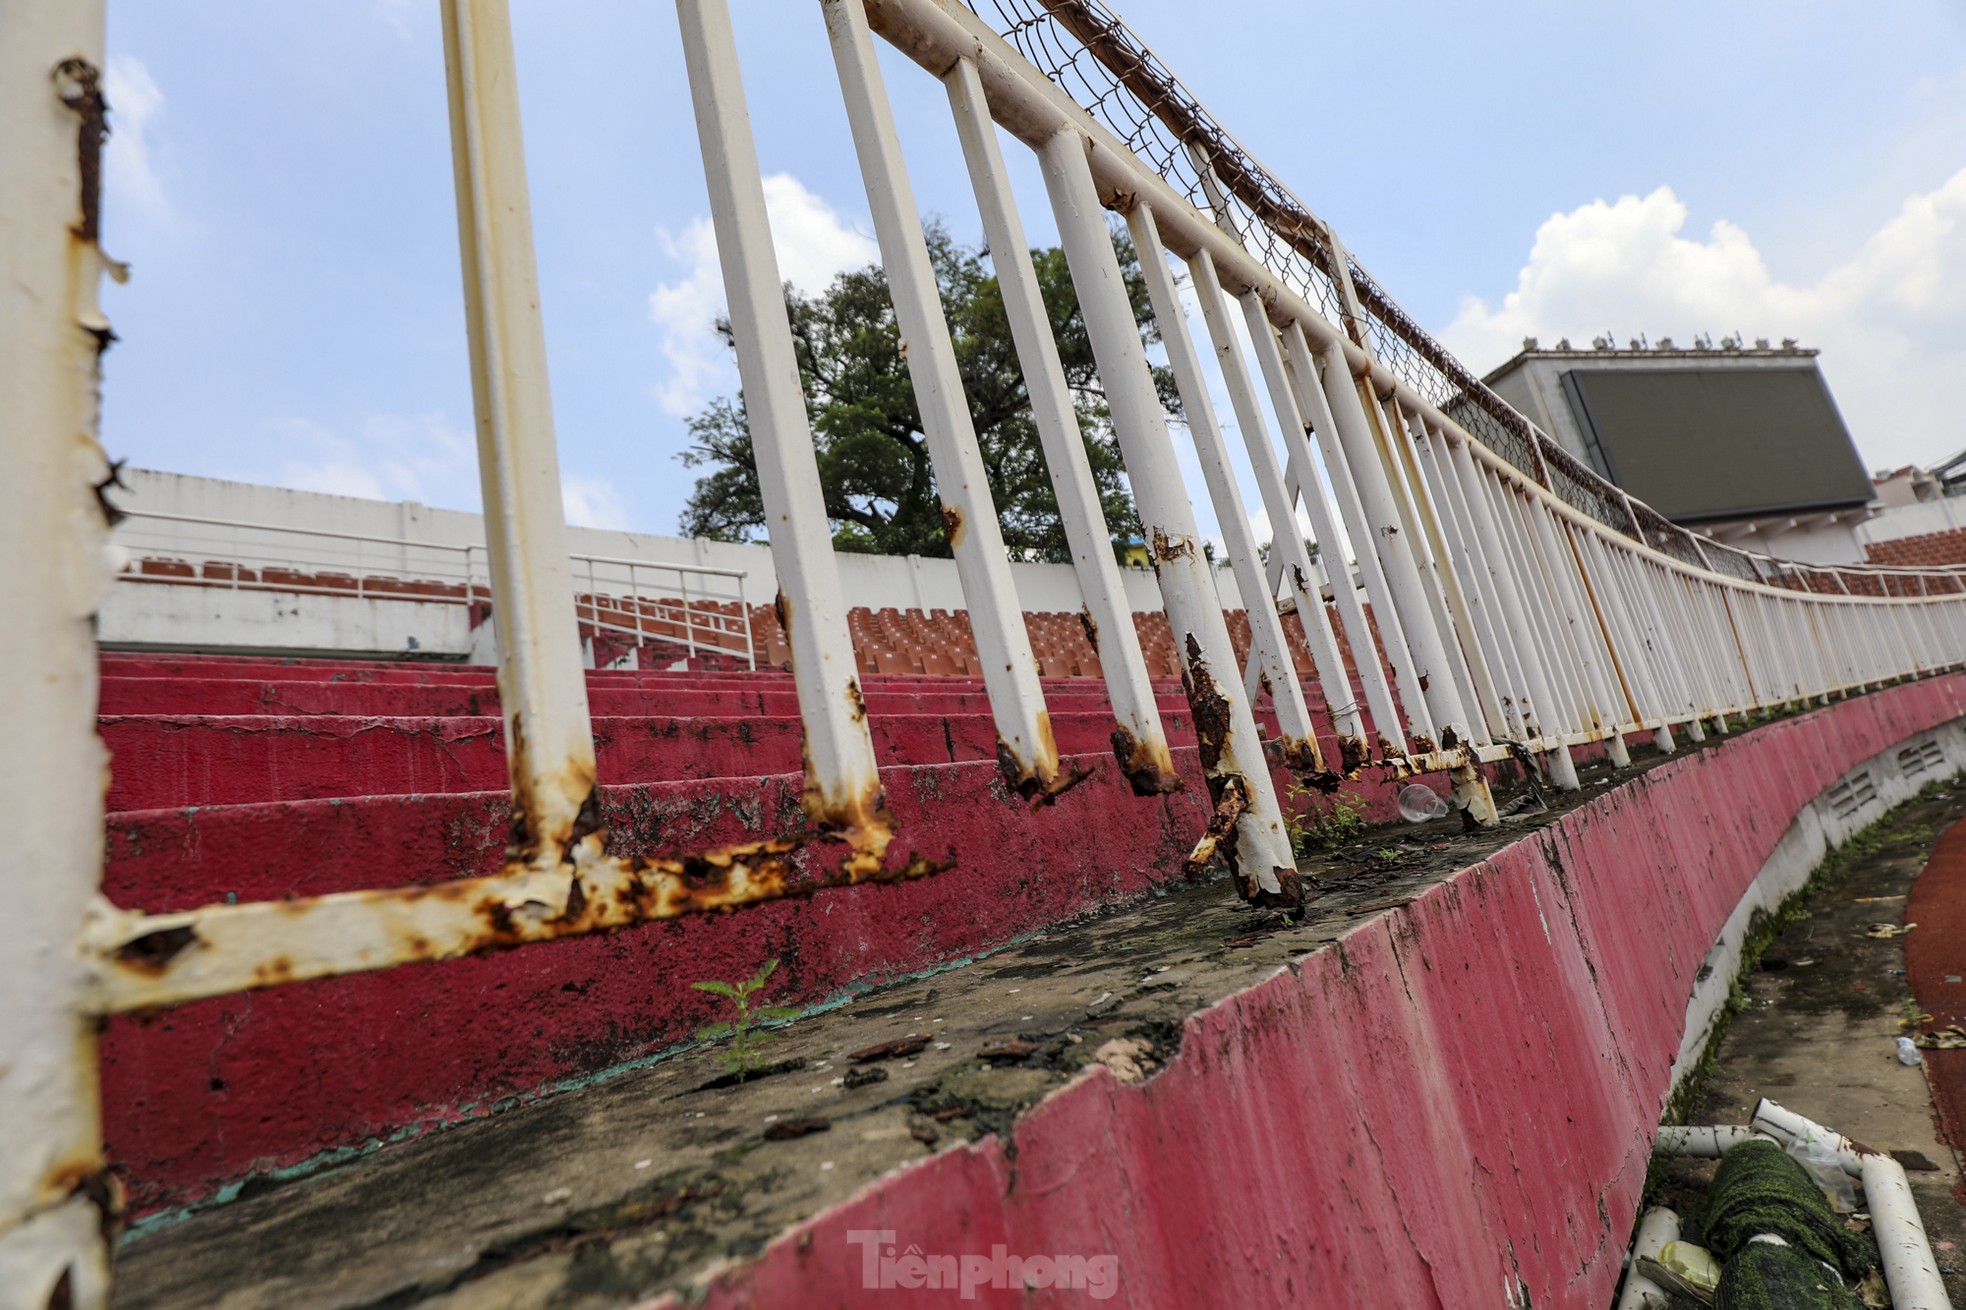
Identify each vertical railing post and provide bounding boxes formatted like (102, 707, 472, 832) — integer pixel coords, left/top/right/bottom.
(1234, 291, 1391, 755)
(1153, 234, 1338, 772)
(1128, 211, 1325, 772)
(1375, 396, 1492, 745)
(443, 0, 596, 866)
(1445, 441, 1581, 788)
(678, 567, 696, 663)
(1280, 323, 1428, 751)
(943, 55, 1176, 794)
(1269, 323, 1411, 757)
(1313, 341, 1474, 748)
(1040, 133, 1300, 904)
(823, 0, 1064, 798)
(676, 0, 888, 861)
(0, 1, 116, 1301)
(1415, 425, 1522, 739)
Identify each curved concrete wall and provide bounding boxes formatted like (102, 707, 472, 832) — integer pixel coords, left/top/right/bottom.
(653, 677, 1966, 1310)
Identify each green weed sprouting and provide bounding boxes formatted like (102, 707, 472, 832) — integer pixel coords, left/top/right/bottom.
(691, 958, 799, 1079)
(1287, 786, 1369, 855)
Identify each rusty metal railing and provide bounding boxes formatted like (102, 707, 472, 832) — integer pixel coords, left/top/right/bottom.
(10, 0, 1966, 1299)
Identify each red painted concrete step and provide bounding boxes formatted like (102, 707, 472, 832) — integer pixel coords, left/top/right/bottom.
(90, 650, 1383, 1219)
(98, 676, 1189, 719)
(99, 709, 1201, 810)
(100, 746, 1225, 1215)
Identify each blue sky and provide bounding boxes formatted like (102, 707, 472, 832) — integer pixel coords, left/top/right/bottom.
(100, 1, 1966, 543)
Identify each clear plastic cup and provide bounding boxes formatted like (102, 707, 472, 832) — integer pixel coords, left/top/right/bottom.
(1397, 782, 1449, 824)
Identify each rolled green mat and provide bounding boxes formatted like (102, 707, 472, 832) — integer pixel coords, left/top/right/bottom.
(1703, 1140, 1872, 1281)
(1713, 1240, 1861, 1310)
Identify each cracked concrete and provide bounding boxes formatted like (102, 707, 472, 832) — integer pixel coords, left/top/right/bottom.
(111, 756, 1609, 1308)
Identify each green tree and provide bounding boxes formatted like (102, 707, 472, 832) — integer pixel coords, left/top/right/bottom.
(677, 222, 1176, 561)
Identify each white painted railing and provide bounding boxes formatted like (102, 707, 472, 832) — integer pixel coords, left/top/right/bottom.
(112, 510, 755, 667)
(9, 0, 1966, 1296)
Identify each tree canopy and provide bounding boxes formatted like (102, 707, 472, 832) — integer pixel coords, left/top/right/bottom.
(677, 222, 1176, 562)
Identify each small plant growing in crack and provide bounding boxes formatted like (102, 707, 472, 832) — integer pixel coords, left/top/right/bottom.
(1287, 786, 1368, 855)
(692, 958, 799, 1080)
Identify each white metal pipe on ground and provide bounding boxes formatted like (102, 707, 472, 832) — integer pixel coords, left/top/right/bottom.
(1749, 1099, 1865, 1177)
(443, 0, 597, 862)
(1658, 1113, 1955, 1308)
(1615, 1207, 1682, 1310)
(1862, 1151, 1954, 1310)
(1652, 1125, 1766, 1158)
(676, 0, 886, 846)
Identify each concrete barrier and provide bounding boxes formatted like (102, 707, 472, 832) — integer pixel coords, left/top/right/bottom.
(644, 676, 1966, 1310)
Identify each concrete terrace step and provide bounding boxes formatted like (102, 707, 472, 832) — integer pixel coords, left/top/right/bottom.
(98, 709, 1200, 809)
(99, 746, 1231, 1216)
(91, 651, 1382, 1221)
(100, 654, 1191, 692)
(98, 676, 1211, 718)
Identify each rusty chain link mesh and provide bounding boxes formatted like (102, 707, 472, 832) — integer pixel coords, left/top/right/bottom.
(966, 0, 1783, 585)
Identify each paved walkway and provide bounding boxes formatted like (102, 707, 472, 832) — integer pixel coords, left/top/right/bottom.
(1670, 784, 1966, 1303)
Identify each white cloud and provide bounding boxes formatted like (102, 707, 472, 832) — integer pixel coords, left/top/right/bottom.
(373, 0, 418, 41)
(1445, 170, 1966, 470)
(275, 412, 634, 529)
(105, 55, 168, 221)
(276, 412, 474, 506)
(647, 174, 878, 418)
(561, 475, 630, 530)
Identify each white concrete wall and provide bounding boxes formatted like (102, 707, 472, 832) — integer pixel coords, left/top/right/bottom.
(105, 470, 1233, 655)
(1697, 517, 1867, 567)
(1858, 495, 1966, 548)
(99, 579, 477, 658)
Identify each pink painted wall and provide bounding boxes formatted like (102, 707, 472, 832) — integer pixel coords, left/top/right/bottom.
(654, 676, 1966, 1310)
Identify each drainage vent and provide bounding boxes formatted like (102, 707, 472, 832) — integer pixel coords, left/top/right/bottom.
(1826, 770, 1875, 821)
(1895, 739, 1946, 780)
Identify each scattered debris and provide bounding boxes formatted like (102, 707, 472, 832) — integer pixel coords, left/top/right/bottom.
(843, 1065, 889, 1089)
(1092, 1037, 1153, 1084)
(977, 1038, 1037, 1063)
(761, 1117, 829, 1141)
(1912, 1024, 1966, 1050)
(1636, 1240, 1720, 1301)
(1862, 922, 1915, 939)
(848, 1034, 928, 1062)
